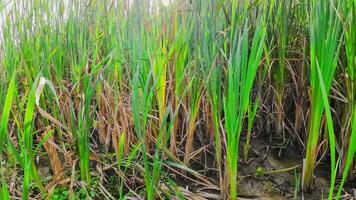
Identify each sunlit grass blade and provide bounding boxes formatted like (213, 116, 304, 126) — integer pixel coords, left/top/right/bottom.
(0, 183, 10, 200)
(0, 74, 16, 152)
(315, 61, 337, 199)
(0, 74, 16, 200)
(22, 75, 46, 199)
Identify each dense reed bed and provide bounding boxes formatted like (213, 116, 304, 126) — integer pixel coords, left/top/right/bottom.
(0, 0, 355, 199)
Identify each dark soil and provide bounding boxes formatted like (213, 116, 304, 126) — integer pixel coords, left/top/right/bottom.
(168, 136, 356, 199)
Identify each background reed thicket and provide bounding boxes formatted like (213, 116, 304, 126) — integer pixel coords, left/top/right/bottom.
(0, 0, 355, 199)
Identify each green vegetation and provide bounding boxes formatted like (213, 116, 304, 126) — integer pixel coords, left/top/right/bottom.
(337, 0, 356, 199)
(0, 0, 355, 199)
(224, 14, 266, 199)
(303, 0, 341, 191)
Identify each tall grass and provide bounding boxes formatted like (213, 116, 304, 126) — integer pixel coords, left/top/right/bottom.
(170, 17, 190, 154)
(337, 0, 356, 198)
(1, 0, 356, 199)
(131, 68, 156, 199)
(272, 0, 289, 137)
(22, 76, 46, 199)
(0, 74, 16, 200)
(303, 0, 341, 191)
(224, 8, 266, 199)
(70, 75, 96, 187)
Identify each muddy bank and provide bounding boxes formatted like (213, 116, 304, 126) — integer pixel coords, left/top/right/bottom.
(172, 136, 356, 200)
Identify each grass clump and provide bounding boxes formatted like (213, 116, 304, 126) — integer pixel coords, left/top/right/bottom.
(303, 0, 341, 192)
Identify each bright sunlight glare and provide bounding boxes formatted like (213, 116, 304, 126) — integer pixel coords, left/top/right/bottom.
(161, 0, 171, 7)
